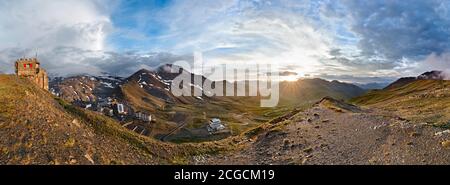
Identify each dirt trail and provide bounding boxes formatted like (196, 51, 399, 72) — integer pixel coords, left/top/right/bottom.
(194, 106, 450, 165)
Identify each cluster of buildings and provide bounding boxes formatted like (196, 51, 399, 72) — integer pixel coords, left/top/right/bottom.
(79, 97, 152, 123)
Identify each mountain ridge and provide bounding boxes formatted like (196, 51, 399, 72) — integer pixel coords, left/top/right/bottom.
(384, 71, 447, 90)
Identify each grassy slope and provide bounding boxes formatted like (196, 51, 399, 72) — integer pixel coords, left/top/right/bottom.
(121, 81, 167, 111)
(0, 75, 233, 164)
(351, 79, 450, 127)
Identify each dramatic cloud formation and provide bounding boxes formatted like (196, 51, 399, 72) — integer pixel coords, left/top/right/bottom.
(279, 71, 299, 77)
(342, 0, 450, 60)
(0, 0, 116, 75)
(0, 0, 112, 51)
(110, 0, 335, 79)
(416, 52, 450, 79)
(321, 0, 450, 79)
(0, 0, 449, 83)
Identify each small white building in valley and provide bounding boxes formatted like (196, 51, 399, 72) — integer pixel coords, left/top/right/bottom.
(207, 118, 225, 132)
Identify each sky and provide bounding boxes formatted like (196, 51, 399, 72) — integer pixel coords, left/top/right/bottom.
(1, 0, 450, 84)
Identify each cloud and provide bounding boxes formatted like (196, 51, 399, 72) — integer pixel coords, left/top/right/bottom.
(279, 71, 298, 76)
(325, 0, 450, 63)
(0, 0, 115, 74)
(112, 0, 333, 75)
(31, 47, 192, 77)
(304, 0, 450, 80)
(1, 0, 449, 83)
(89, 51, 193, 77)
(415, 52, 450, 79)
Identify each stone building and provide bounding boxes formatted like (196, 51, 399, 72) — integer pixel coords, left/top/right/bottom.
(15, 58, 49, 90)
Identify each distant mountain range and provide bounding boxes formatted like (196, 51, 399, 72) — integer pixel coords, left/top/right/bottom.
(277, 78, 366, 106)
(354, 82, 390, 90)
(49, 64, 367, 108)
(48, 64, 367, 142)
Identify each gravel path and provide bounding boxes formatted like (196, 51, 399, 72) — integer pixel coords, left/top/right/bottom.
(195, 106, 450, 165)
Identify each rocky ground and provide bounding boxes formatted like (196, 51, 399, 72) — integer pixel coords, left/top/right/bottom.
(194, 101, 450, 165)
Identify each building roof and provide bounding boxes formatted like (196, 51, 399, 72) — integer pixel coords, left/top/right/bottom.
(210, 118, 221, 123)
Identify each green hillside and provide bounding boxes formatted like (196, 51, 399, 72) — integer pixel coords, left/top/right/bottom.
(351, 79, 450, 127)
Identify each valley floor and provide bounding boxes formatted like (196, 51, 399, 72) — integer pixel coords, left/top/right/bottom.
(193, 106, 450, 165)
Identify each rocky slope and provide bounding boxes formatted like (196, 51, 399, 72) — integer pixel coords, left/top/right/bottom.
(194, 97, 450, 165)
(49, 75, 124, 103)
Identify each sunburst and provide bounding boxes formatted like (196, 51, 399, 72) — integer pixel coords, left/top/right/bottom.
(283, 75, 299, 82)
